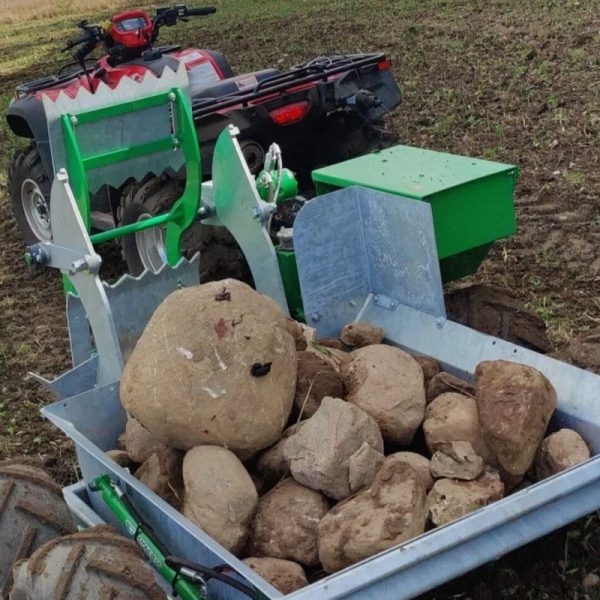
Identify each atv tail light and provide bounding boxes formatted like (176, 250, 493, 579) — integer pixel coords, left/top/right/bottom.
(269, 101, 310, 126)
(378, 58, 392, 70)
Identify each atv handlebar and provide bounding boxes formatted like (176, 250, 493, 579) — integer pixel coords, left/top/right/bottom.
(185, 6, 216, 16)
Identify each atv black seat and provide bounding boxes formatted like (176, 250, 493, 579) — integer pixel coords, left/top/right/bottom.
(190, 69, 280, 100)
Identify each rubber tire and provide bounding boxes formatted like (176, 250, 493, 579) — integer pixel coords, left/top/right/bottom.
(120, 176, 252, 283)
(8, 145, 52, 245)
(0, 461, 75, 598)
(10, 525, 166, 600)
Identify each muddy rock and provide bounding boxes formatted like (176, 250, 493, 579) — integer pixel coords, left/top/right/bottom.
(249, 479, 330, 566)
(105, 450, 132, 469)
(317, 337, 348, 351)
(348, 442, 385, 492)
(283, 397, 384, 500)
(339, 322, 385, 347)
(427, 372, 475, 403)
(134, 448, 184, 508)
(317, 458, 427, 573)
(286, 319, 317, 351)
(476, 360, 557, 476)
(294, 350, 344, 418)
(123, 418, 169, 464)
(427, 467, 505, 526)
(423, 392, 494, 464)
(535, 429, 591, 480)
(120, 280, 297, 456)
(182, 446, 258, 554)
(306, 343, 349, 373)
(255, 423, 304, 489)
(341, 345, 426, 445)
(413, 355, 441, 389)
(445, 284, 552, 353)
(430, 441, 485, 481)
(243, 557, 308, 594)
(388, 451, 434, 491)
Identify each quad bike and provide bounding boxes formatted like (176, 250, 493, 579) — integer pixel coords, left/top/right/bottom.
(6, 4, 401, 276)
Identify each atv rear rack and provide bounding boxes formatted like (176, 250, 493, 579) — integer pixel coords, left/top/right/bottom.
(191, 53, 388, 118)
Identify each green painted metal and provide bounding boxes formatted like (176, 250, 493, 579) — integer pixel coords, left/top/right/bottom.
(312, 145, 518, 282)
(91, 475, 204, 600)
(276, 247, 304, 321)
(256, 167, 298, 203)
(60, 87, 201, 268)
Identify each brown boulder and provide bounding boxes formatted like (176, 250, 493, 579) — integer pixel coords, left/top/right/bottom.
(120, 280, 297, 456)
(317, 458, 427, 573)
(430, 441, 485, 481)
(427, 467, 505, 526)
(423, 392, 494, 464)
(123, 418, 169, 464)
(427, 372, 475, 403)
(134, 448, 184, 508)
(255, 423, 304, 489)
(182, 446, 258, 554)
(283, 397, 384, 500)
(294, 350, 344, 418)
(249, 479, 330, 566)
(413, 355, 441, 389)
(475, 360, 557, 476)
(342, 345, 426, 445)
(105, 450, 132, 469)
(339, 322, 385, 347)
(535, 429, 591, 480)
(243, 557, 308, 594)
(388, 451, 434, 491)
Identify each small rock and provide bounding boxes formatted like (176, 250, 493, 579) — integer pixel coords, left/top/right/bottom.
(476, 360, 557, 476)
(413, 355, 441, 389)
(286, 319, 317, 351)
(317, 337, 348, 351)
(430, 441, 485, 481)
(134, 448, 184, 508)
(105, 450, 132, 469)
(583, 573, 600, 589)
(283, 397, 384, 500)
(535, 429, 590, 480)
(249, 479, 330, 566)
(427, 372, 475, 403)
(348, 442, 385, 492)
(427, 468, 505, 526)
(388, 451, 434, 491)
(294, 350, 344, 418)
(255, 423, 304, 489)
(243, 557, 308, 594)
(339, 322, 384, 347)
(124, 418, 169, 464)
(317, 458, 427, 573)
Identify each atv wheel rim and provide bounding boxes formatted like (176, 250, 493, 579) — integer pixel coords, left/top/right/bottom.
(21, 178, 51, 241)
(135, 213, 167, 273)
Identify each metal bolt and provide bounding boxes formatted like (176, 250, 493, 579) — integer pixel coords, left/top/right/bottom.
(172, 137, 180, 149)
(310, 312, 321, 323)
(71, 258, 87, 273)
(436, 317, 445, 329)
(349, 300, 357, 307)
(69, 115, 78, 126)
(252, 207, 261, 219)
(168, 92, 176, 102)
(373, 295, 379, 302)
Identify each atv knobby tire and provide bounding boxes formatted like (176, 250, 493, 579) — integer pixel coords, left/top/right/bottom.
(10, 525, 166, 600)
(120, 175, 252, 283)
(0, 461, 74, 598)
(8, 145, 52, 245)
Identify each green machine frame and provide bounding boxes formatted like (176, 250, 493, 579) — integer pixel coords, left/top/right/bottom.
(61, 86, 201, 266)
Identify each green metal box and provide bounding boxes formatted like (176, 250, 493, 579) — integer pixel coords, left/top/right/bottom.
(312, 145, 518, 282)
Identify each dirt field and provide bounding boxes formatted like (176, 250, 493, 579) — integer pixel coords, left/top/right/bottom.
(0, 0, 599, 598)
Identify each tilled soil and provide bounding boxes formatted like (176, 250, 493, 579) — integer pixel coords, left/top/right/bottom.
(0, 0, 599, 598)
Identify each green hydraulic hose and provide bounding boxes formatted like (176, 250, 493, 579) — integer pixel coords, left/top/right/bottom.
(91, 475, 205, 600)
